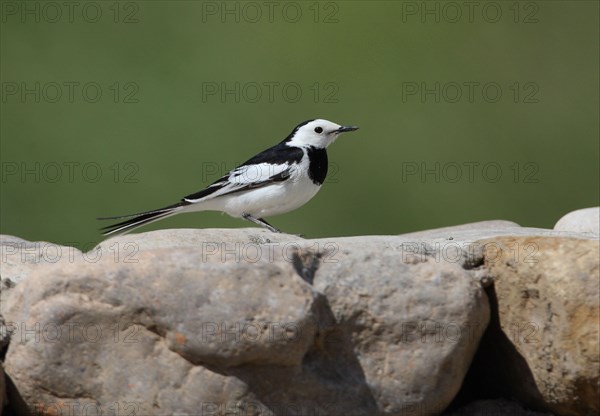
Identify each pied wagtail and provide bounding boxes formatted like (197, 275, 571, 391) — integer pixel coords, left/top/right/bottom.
(98, 119, 359, 236)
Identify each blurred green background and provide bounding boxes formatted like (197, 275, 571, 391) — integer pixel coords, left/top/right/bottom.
(1, 1, 598, 249)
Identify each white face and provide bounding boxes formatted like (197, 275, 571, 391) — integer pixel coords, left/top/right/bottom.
(286, 119, 358, 148)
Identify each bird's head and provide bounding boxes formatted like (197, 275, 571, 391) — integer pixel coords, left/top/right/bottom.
(284, 119, 359, 148)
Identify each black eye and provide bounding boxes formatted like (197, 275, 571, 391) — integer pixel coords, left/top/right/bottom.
(314, 127, 323, 133)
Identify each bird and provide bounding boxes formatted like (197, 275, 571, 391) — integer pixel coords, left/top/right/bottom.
(98, 119, 359, 236)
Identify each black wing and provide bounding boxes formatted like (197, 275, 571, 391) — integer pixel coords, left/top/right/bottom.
(183, 144, 304, 202)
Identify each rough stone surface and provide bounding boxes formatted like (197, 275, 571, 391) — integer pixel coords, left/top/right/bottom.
(4, 251, 324, 414)
(554, 207, 599, 235)
(0, 235, 83, 285)
(0, 235, 82, 309)
(92, 227, 304, 253)
(314, 248, 490, 414)
(399, 221, 596, 244)
(0, 236, 83, 351)
(1, 220, 598, 415)
(400, 219, 522, 237)
(483, 236, 599, 415)
(2, 229, 490, 415)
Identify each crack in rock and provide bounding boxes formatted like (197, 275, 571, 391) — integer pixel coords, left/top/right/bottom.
(290, 249, 323, 285)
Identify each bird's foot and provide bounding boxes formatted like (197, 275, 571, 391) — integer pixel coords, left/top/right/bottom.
(242, 213, 281, 233)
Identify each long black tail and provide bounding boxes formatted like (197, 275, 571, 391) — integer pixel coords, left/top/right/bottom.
(97, 201, 189, 236)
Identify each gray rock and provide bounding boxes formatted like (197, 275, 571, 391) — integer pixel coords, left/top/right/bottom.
(4, 249, 331, 414)
(3, 228, 490, 415)
(0, 235, 82, 303)
(1, 236, 83, 351)
(554, 207, 599, 235)
(399, 219, 522, 238)
(398, 222, 597, 245)
(92, 227, 305, 253)
(314, 247, 490, 414)
(4, 221, 596, 415)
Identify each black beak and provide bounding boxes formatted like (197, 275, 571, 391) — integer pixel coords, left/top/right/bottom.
(335, 125, 359, 133)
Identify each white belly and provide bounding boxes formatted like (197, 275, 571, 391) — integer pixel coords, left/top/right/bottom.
(188, 170, 322, 218)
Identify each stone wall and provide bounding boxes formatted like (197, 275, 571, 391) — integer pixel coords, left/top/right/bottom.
(0, 208, 598, 415)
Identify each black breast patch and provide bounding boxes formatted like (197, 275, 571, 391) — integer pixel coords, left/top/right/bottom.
(306, 147, 328, 185)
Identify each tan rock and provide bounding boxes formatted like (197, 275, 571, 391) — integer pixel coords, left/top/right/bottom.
(483, 236, 599, 415)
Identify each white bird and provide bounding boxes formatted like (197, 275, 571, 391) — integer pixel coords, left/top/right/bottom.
(98, 119, 359, 236)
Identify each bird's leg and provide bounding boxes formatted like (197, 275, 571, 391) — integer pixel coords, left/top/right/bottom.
(258, 217, 282, 233)
(242, 213, 281, 233)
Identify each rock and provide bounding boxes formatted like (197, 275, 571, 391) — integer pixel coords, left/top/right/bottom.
(398, 221, 594, 244)
(92, 227, 304, 253)
(5, 222, 596, 415)
(554, 207, 599, 235)
(400, 219, 522, 238)
(481, 236, 599, 415)
(3, 249, 327, 414)
(0, 235, 82, 304)
(3, 228, 491, 415)
(1, 236, 84, 351)
(314, 248, 490, 414)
